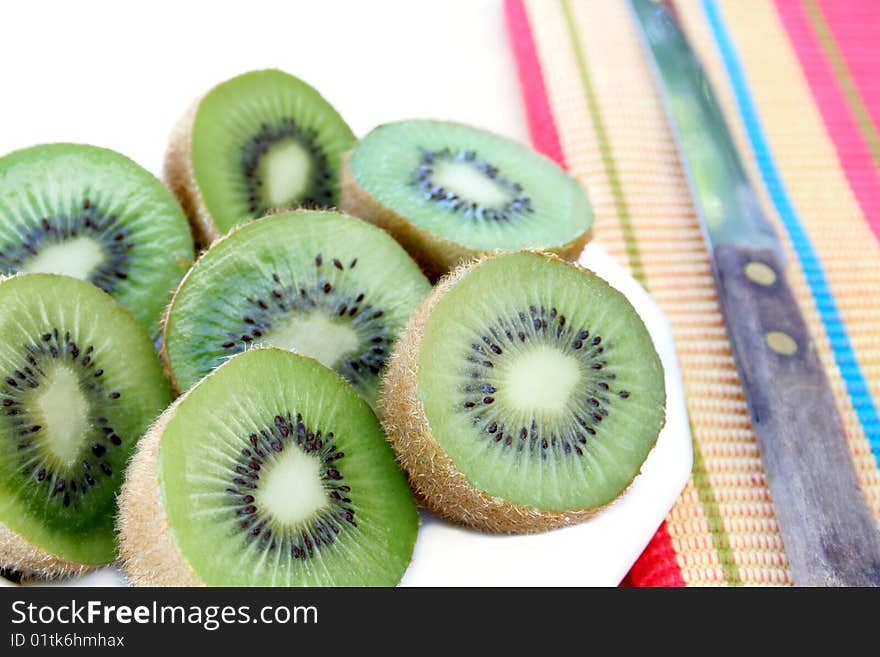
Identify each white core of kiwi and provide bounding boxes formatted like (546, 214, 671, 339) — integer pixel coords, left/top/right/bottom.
(497, 345, 581, 416)
(431, 159, 510, 208)
(255, 448, 329, 527)
(254, 312, 360, 370)
(33, 365, 91, 468)
(259, 140, 313, 207)
(20, 236, 106, 281)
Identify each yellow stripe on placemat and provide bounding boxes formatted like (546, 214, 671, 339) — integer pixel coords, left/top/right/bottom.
(678, 0, 880, 516)
(524, 0, 789, 585)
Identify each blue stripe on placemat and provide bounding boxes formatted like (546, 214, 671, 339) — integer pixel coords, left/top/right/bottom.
(703, 0, 880, 465)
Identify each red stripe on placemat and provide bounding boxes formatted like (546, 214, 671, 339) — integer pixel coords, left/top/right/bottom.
(503, 0, 566, 166)
(623, 523, 686, 587)
(776, 0, 880, 242)
(503, 0, 685, 587)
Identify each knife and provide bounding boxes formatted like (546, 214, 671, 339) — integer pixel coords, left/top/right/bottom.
(629, 0, 880, 586)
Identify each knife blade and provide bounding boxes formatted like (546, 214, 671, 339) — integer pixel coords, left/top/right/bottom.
(629, 0, 880, 586)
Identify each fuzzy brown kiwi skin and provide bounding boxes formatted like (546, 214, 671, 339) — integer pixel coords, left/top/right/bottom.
(0, 524, 93, 582)
(116, 379, 203, 587)
(378, 251, 656, 534)
(157, 261, 190, 395)
(164, 97, 220, 249)
(340, 153, 592, 282)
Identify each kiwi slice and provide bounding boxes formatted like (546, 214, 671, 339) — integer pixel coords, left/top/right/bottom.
(166, 69, 356, 244)
(341, 120, 592, 278)
(119, 348, 418, 586)
(162, 210, 430, 407)
(380, 251, 665, 533)
(0, 273, 172, 577)
(0, 143, 194, 336)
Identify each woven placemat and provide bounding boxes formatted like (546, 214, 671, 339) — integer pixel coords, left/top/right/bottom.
(506, 0, 880, 585)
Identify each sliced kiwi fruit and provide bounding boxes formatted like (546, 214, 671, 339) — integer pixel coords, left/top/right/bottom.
(162, 210, 430, 407)
(166, 69, 356, 245)
(341, 120, 592, 278)
(119, 348, 418, 586)
(0, 273, 172, 577)
(380, 251, 665, 533)
(0, 143, 194, 336)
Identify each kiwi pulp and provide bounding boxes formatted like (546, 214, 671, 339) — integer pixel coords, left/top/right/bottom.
(0, 274, 172, 576)
(341, 120, 592, 278)
(166, 69, 356, 244)
(0, 143, 194, 336)
(119, 348, 419, 586)
(380, 251, 666, 533)
(162, 210, 430, 407)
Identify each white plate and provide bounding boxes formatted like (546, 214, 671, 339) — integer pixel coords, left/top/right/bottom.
(4, 242, 691, 588)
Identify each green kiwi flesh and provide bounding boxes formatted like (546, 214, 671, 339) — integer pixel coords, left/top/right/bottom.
(0, 274, 172, 569)
(162, 210, 430, 407)
(183, 69, 355, 238)
(343, 120, 592, 272)
(385, 251, 665, 519)
(0, 143, 194, 336)
(120, 348, 419, 586)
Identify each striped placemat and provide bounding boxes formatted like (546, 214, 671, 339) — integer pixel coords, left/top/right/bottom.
(505, 0, 880, 586)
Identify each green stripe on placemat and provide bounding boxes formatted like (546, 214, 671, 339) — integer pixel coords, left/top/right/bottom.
(691, 447, 743, 585)
(559, 0, 645, 284)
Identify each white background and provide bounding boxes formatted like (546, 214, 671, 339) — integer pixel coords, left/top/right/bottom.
(0, 0, 528, 177)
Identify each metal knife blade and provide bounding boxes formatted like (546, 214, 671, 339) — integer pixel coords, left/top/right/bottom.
(629, 0, 880, 586)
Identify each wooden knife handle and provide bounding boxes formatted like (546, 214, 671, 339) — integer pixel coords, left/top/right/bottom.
(713, 244, 880, 586)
